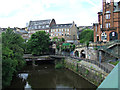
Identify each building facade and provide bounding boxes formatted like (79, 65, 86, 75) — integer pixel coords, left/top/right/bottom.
(50, 21, 78, 43)
(93, 0, 120, 42)
(28, 19, 56, 38)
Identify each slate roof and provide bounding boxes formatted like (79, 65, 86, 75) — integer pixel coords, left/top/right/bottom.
(51, 24, 73, 29)
(28, 19, 52, 30)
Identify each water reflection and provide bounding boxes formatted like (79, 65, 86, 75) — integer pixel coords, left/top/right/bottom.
(25, 82, 32, 90)
(18, 73, 28, 81)
(5, 64, 97, 89)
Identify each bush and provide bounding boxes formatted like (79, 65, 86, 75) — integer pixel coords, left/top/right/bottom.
(55, 63, 64, 69)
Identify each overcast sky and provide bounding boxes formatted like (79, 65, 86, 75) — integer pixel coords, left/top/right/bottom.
(0, 0, 119, 28)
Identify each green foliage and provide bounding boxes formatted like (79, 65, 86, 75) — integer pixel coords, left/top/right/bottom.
(55, 63, 64, 69)
(27, 31, 50, 55)
(61, 38, 65, 42)
(2, 28, 25, 88)
(53, 37, 58, 42)
(109, 61, 119, 66)
(79, 29, 94, 43)
(85, 69, 89, 75)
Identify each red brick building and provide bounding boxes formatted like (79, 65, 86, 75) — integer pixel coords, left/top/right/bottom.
(93, 0, 120, 42)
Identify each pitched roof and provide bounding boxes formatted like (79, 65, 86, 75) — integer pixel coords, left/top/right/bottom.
(28, 19, 52, 30)
(51, 23, 73, 29)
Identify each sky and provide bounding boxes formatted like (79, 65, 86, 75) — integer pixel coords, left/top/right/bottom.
(0, 0, 120, 28)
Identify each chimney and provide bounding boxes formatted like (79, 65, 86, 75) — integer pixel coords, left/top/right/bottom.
(118, 1, 120, 9)
(110, 0, 114, 28)
(102, 0, 106, 28)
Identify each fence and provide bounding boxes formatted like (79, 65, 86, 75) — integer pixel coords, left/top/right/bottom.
(69, 56, 111, 73)
(56, 51, 111, 73)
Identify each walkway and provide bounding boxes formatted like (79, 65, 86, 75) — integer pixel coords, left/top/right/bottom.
(101, 62, 114, 71)
(79, 61, 107, 74)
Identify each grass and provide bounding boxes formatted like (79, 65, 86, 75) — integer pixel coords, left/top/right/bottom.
(109, 61, 119, 66)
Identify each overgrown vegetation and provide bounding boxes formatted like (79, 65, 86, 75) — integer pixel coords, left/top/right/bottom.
(55, 59, 65, 69)
(79, 29, 93, 43)
(55, 63, 64, 69)
(2, 28, 25, 88)
(109, 61, 119, 66)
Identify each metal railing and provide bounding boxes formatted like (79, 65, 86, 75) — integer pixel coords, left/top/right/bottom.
(68, 55, 111, 73)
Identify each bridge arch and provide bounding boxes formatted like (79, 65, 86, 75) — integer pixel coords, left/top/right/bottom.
(75, 50, 79, 57)
(81, 50, 86, 58)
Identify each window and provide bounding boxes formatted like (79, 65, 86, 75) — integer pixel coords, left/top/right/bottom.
(100, 25, 102, 29)
(59, 29, 61, 32)
(56, 29, 58, 32)
(106, 23, 110, 28)
(67, 29, 69, 32)
(101, 32, 107, 40)
(112, 32, 115, 36)
(65, 29, 66, 32)
(51, 29, 52, 32)
(106, 14, 110, 19)
(62, 29, 63, 32)
(56, 34, 58, 36)
(46, 25, 49, 28)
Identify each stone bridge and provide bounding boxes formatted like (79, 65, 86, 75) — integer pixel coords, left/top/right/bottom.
(74, 47, 98, 61)
(74, 40, 120, 62)
(98, 40, 120, 62)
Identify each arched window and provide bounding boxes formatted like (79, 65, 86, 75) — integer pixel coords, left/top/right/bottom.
(101, 32, 107, 40)
(109, 32, 118, 41)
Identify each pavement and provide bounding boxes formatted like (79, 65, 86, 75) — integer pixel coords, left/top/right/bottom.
(101, 62, 114, 71)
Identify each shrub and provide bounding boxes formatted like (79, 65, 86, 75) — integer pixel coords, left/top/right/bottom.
(55, 63, 64, 69)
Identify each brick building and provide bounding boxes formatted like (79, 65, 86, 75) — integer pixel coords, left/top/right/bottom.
(93, 0, 120, 42)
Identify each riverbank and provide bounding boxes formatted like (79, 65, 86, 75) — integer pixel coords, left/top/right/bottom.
(57, 57, 108, 86)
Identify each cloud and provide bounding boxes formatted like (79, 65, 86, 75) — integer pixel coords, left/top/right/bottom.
(0, 0, 113, 28)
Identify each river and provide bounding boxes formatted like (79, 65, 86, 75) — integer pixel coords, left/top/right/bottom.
(5, 61, 97, 89)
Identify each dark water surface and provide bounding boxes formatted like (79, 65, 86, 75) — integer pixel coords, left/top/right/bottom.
(6, 63, 97, 89)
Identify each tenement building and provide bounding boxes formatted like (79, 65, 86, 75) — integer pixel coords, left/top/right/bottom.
(93, 0, 120, 42)
(28, 19, 56, 38)
(50, 21, 78, 43)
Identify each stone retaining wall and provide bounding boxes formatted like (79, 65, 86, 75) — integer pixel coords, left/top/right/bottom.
(63, 57, 106, 86)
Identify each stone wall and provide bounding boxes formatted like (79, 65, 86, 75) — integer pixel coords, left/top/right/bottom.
(61, 57, 106, 86)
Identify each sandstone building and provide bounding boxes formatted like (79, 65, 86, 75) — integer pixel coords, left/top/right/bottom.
(28, 19, 78, 43)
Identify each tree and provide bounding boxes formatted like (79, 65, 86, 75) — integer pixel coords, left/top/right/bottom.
(53, 37, 58, 42)
(61, 38, 65, 42)
(27, 31, 50, 55)
(2, 28, 25, 88)
(79, 29, 94, 43)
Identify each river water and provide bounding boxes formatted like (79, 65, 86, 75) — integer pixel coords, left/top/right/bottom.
(5, 62, 97, 89)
